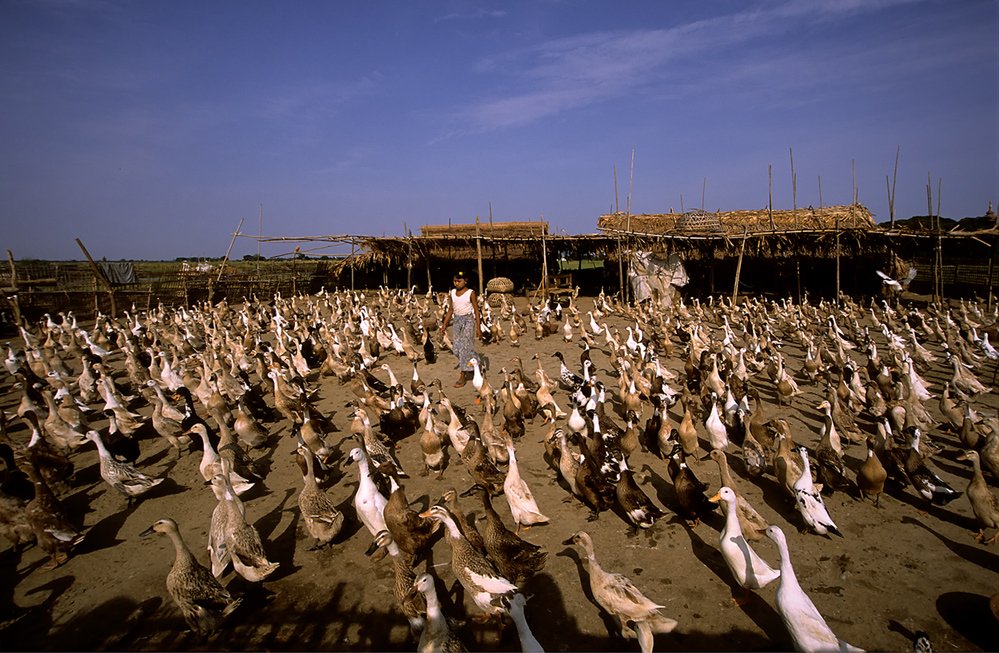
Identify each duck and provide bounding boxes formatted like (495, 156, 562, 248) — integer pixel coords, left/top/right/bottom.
(85, 430, 164, 505)
(404, 573, 468, 653)
(740, 415, 768, 480)
(463, 484, 548, 586)
(766, 526, 863, 653)
(772, 421, 804, 499)
(547, 427, 581, 502)
(615, 457, 667, 531)
(856, 437, 887, 508)
(955, 449, 999, 544)
(903, 426, 962, 505)
(469, 357, 494, 405)
(571, 431, 616, 519)
(17, 410, 74, 487)
(814, 401, 852, 495)
(667, 442, 716, 524)
(419, 505, 519, 620)
(352, 407, 407, 479)
(296, 442, 343, 550)
(438, 488, 486, 555)
(562, 531, 678, 652)
(708, 449, 768, 540)
(677, 395, 699, 460)
(380, 385, 421, 443)
(214, 462, 280, 583)
(793, 447, 842, 537)
(704, 392, 729, 453)
(368, 530, 427, 639)
(384, 475, 438, 565)
(21, 455, 85, 570)
(0, 445, 35, 551)
(346, 447, 398, 558)
(503, 441, 549, 532)
(460, 432, 506, 497)
(418, 409, 445, 479)
(439, 396, 472, 454)
(140, 518, 242, 637)
(186, 424, 255, 499)
(709, 487, 780, 605)
(504, 593, 544, 653)
(232, 397, 269, 449)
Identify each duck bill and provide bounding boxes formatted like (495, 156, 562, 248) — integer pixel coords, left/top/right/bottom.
(139, 525, 156, 537)
(708, 492, 722, 503)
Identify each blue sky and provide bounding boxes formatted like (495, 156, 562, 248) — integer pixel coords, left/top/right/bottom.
(1, 0, 996, 261)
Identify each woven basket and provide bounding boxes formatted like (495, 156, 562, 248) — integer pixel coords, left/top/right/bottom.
(486, 277, 514, 293)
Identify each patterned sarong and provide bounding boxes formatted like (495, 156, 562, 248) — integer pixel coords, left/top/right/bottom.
(452, 313, 476, 372)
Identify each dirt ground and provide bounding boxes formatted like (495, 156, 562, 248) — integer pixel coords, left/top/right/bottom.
(2, 291, 998, 652)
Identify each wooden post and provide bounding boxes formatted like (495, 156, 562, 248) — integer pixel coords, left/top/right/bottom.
(475, 216, 484, 297)
(4, 249, 21, 326)
(890, 146, 899, 229)
(292, 246, 299, 296)
(988, 238, 996, 310)
(613, 165, 619, 214)
(927, 173, 937, 306)
(617, 235, 624, 300)
(404, 221, 412, 290)
(768, 165, 774, 231)
(540, 218, 548, 299)
(488, 203, 496, 279)
(217, 217, 243, 283)
(76, 237, 117, 317)
(790, 148, 797, 229)
(350, 241, 355, 292)
(732, 224, 749, 303)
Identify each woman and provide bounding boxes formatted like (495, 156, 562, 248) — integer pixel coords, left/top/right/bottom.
(440, 271, 481, 387)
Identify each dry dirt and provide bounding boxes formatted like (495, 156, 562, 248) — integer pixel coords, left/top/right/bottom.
(2, 292, 999, 652)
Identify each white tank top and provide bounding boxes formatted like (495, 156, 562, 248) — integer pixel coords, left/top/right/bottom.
(450, 288, 474, 316)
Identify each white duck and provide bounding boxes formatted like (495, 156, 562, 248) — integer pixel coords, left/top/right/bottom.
(186, 424, 255, 499)
(793, 447, 842, 538)
(704, 392, 729, 452)
(346, 447, 399, 557)
(709, 487, 780, 604)
(504, 442, 549, 533)
(767, 526, 863, 653)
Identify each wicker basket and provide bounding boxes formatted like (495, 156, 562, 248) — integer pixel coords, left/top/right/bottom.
(486, 277, 514, 293)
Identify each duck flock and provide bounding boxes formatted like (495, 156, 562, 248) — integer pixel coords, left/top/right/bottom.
(2, 286, 999, 651)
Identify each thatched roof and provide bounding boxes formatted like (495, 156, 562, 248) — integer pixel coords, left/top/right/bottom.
(597, 204, 876, 236)
(421, 220, 548, 238)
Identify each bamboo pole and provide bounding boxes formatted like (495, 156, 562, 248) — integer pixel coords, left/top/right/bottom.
(768, 165, 774, 231)
(617, 235, 624, 300)
(75, 237, 117, 316)
(928, 173, 937, 306)
(488, 203, 496, 279)
(790, 148, 797, 229)
(4, 249, 21, 326)
(405, 221, 412, 290)
(614, 165, 619, 214)
(350, 242, 355, 292)
(217, 217, 244, 283)
(890, 146, 899, 228)
(937, 177, 944, 305)
(732, 224, 749, 304)
(540, 218, 549, 299)
(475, 216, 484, 297)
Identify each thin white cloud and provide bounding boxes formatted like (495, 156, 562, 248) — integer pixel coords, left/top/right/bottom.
(453, 0, 937, 132)
(434, 8, 507, 23)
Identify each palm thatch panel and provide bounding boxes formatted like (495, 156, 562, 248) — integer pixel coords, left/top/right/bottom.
(420, 220, 549, 238)
(598, 204, 876, 236)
